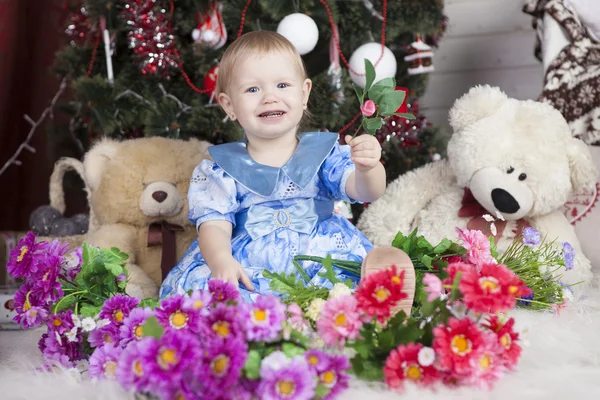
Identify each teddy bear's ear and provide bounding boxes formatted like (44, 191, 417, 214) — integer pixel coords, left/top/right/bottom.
(566, 137, 598, 193)
(448, 85, 508, 132)
(83, 138, 120, 191)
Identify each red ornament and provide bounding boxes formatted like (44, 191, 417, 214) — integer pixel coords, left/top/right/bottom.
(204, 64, 219, 99)
(121, 0, 178, 76)
(192, 1, 227, 49)
(65, 5, 94, 43)
(395, 87, 409, 114)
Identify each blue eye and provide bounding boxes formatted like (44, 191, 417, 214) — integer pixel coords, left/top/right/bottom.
(247, 87, 259, 93)
(277, 83, 289, 89)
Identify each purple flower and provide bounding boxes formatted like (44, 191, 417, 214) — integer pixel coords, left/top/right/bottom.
(244, 295, 285, 342)
(183, 289, 212, 316)
(46, 240, 70, 258)
(208, 279, 240, 304)
(12, 283, 49, 329)
(21, 306, 49, 329)
(7, 232, 47, 279)
(258, 352, 317, 400)
(305, 349, 329, 373)
(156, 294, 203, 334)
(116, 339, 154, 392)
(46, 310, 75, 335)
(233, 378, 260, 400)
(31, 255, 63, 303)
(141, 330, 201, 393)
(120, 307, 154, 346)
(40, 328, 85, 366)
(99, 294, 140, 326)
(317, 353, 351, 400)
(562, 242, 575, 270)
(517, 291, 535, 307)
(88, 343, 123, 380)
(88, 324, 121, 348)
(521, 227, 541, 246)
(202, 302, 245, 341)
(197, 336, 248, 397)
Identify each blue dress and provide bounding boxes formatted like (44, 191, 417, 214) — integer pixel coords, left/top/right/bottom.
(160, 132, 374, 302)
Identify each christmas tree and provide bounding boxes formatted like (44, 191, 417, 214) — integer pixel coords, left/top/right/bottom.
(53, 0, 448, 217)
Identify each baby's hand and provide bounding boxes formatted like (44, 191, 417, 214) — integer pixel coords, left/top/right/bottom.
(345, 134, 382, 172)
(209, 257, 255, 291)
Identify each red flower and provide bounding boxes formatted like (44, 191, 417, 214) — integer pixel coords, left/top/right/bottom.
(442, 262, 475, 288)
(459, 263, 532, 314)
(384, 343, 439, 390)
(360, 100, 376, 117)
(355, 265, 407, 323)
(433, 317, 485, 376)
(484, 316, 522, 369)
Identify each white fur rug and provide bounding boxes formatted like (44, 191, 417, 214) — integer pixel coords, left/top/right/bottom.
(1, 293, 600, 400)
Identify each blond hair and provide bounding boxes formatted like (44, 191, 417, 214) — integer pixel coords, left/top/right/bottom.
(215, 31, 308, 96)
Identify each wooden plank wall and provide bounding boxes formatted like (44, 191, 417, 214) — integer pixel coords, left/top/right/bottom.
(421, 0, 545, 134)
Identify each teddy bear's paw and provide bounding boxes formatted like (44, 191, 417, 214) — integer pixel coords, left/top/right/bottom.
(126, 281, 159, 300)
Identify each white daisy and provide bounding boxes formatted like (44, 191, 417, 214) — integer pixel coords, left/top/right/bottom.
(306, 298, 326, 322)
(65, 326, 78, 343)
(418, 346, 436, 367)
(71, 314, 82, 328)
(81, 317, 96, 332)
(96, 318, 111, 329)
(328, 283, 352, 299)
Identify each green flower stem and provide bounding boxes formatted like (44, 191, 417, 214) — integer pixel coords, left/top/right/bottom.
(53, 290, 87, 314)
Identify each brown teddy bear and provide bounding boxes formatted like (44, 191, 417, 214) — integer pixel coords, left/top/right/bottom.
(83, 136, 211, 298)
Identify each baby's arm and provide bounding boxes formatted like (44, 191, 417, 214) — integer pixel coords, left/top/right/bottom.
(198, 220, 255, 290)
(344, 135, 386, 202)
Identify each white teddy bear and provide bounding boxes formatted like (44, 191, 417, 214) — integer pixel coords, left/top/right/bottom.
(358, 85, 598, 291)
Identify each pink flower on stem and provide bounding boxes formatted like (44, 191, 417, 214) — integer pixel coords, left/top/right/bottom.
(360, 100, 376, 117)
(423, 273, 444, 302)
(455, 228, 495, 267)
(316, 295, 362, 348)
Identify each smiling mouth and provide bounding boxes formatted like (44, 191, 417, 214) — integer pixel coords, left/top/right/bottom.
(258, 111, 285, 118)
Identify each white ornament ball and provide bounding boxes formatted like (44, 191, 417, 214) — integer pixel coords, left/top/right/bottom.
(432, 153, 442, 161)
(348, 42, 397, 88)
(277, 13, 319, 55)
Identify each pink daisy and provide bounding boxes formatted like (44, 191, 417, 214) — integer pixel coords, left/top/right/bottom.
(88, 343, 123, 380)
(456, 228, 495, 267)
(119, 307, 154, 346)
(433, 317, 485, 376)
(156, 294, 203, 334)
(316, 295, 362, 348)
(423, 273, 444, 302)
(467, 332, 506, 389)
(384, 343, 439, 390)
(99, 294, 139, 327)
(355, 265, 406, 323)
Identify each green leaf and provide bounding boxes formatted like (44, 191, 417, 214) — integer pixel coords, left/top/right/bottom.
(353, 84, 364, 104)
(416, 236, 434, 251)
(378, 90, 407, 116)
(363, 59, 376, 92)
(293, 260, 312, 284)
(139, 298, 160, 309)
(53, 295, 76, 313)
(317, 255, 342, 284)
(314, 383, 330, 399)
(105, 262, 123, 276)
(393, 113, 416, 119)
(79, 304, 101, 318)
(433, 239, 453, 254)
(352, 358, 385, 381)
(353, 340, 371, 359)
(362, 117, 383, 135)
(378, 329, 395, 351)
(421, 254, 433, 269)
(367, 77, 395, 103)
(141, 316, 164, 339)
(391, 231, 407, 249)
(282, 343, 305, 359)
(243, 350, 261, 380)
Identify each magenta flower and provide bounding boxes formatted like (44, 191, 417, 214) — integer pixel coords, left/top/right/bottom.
(244, 295, 285, 342)
(46, 239, 70, 259)
(316, 295, 362, 348)
(183, 289, 212, 317)
(46, 310, 75, 336)
(197, 336, 248, 397)
(318, 353, 351, 400)
(39, 328, 85, 367)
(141, 331, 201, 391)
(305, 349, 329, 373)
(116, 339, 154, 392)
(7, 232, 47, 279)
(202, 302, 245, 341)
(208, 279, 241, 304)
(61, 247, 82, 281)
(88, 324, 121, 348)
(99, 294, 140, 326)
(423, 273, 444, 302)
(258, 352, 317, 400)
(360, 99, 376, 117)
(13, 282, 49, 329)
(22, 306, 49, 329)
(120, 307, 154, 346)
(287, 303, 309, 330)
(156, 294, 203, 334)
(88, 343, 123, 380)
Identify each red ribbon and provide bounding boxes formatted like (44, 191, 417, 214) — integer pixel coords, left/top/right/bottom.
(147, 221, 185, 280)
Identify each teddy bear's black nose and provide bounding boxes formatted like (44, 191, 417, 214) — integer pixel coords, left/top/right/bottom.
(152, 191, 168, 203)
(491, 189, 520, 214)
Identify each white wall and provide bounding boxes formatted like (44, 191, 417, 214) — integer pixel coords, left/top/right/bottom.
(421, 0, 544, 134)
